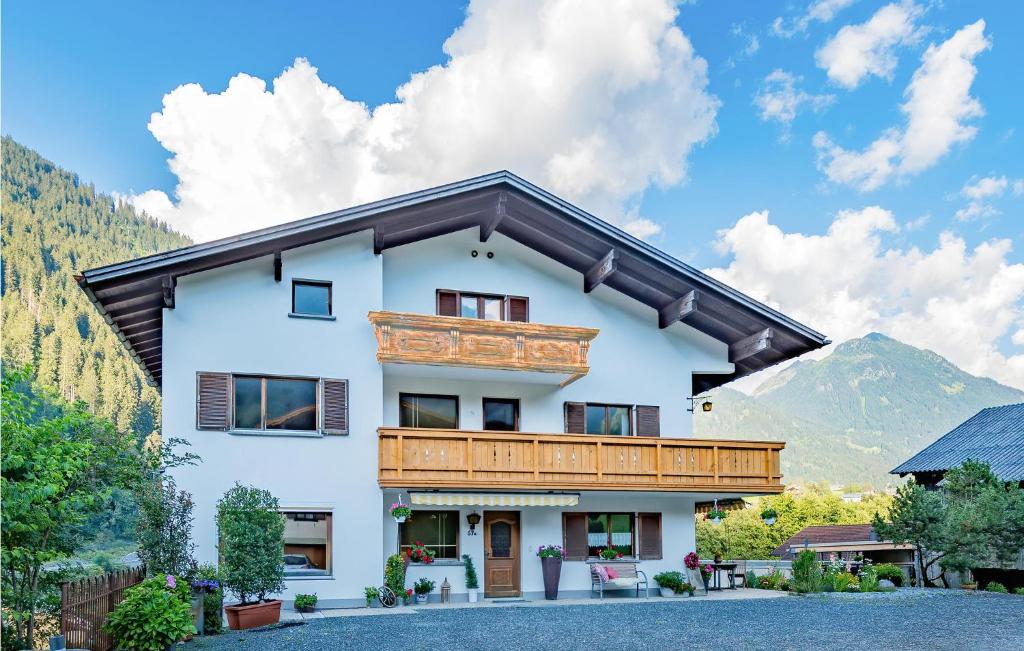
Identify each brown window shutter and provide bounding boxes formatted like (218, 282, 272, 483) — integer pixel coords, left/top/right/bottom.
(196, 372, 231, 431)
(564, 402, 585, 434)
(563, 513, 588, 561)
(507, 296, 529, 322)
(321, 378, 349, 435)
(639, 513, 663, 560)
(437, 290, 458, 317)
(635, 405, 660, 437)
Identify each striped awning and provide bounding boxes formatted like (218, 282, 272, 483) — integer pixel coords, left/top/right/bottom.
(409, 492, 579, 507)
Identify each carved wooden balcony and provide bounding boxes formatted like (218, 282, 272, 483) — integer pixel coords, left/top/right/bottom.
(368, 311, 599, 385)
(378, 427, 785, 494)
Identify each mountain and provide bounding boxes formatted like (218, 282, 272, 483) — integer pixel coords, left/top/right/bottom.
(1, 137, 192, 439)
(695, 333, 1024, 488)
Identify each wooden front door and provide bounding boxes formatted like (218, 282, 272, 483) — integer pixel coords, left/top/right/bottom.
(484, 511, 520, 598)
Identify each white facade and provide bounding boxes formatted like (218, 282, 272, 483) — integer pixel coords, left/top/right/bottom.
(164, 227, 748, 606)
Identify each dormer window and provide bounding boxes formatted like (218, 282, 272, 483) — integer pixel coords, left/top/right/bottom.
(292, 280, 332, 317)
(437, 290, 528, 322)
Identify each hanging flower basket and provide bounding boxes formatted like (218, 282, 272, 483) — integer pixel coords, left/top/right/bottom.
(761, 508, 778, 526)
(390, 502, 412, 523)
(704, 499, 727, 526)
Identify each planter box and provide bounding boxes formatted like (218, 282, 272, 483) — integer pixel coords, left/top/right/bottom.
(296, 605, 315, 613)
(225, 600, 282, 630)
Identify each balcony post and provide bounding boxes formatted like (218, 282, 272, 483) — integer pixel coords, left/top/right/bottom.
(397, 434, 403, 479)
(712, 445, 719, 484)
(467, 436, 474, 479)
(596, 441, 603, 481)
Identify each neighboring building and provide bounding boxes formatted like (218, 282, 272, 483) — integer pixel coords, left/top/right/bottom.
(771, 524, 914, 568)
(891, 402, 1024, 488)
(78, 171, 829, 606)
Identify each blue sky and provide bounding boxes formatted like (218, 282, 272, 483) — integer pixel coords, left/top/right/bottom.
(3, 0, 1023, 387)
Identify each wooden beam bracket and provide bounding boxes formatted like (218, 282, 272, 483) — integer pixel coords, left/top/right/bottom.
(161, 276, 176, 309)
(583, 249, 617, 293)
(373, 227, 385, 255)
(729, 327, 773, 363)
(480, 191, 507, 242)
(273, 251, 282, 282)
(658, 289, 698, 329)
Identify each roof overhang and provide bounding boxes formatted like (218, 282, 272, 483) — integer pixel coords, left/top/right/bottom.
(77, 171, 829, 389)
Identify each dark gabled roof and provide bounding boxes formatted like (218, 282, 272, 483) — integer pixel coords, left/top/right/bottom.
(891, 403, 1024, 482)
(771, 524, 877, 558)
(77, 171, 829, 389)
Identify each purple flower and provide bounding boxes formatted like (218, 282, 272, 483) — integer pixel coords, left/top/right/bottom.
(166, 575, 177, 589)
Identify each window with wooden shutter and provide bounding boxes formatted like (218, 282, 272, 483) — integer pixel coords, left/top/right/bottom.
(436, 290, 458, 317)
(196, 372, 231, 430)
(506, 296, 529, 322)
(563, 513, 588, 561)
(321, 378, 349, 435)
(638, 513, 663, 560)
(635, 405, 661, 437)
(564, 402, 585, 434)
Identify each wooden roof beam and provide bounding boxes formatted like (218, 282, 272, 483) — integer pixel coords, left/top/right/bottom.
(162, 276, 176, 309)
(583, 249, 617, 293)
(659, 290, 698, 329)
(480, 191, 507, 242)
(730, 328, 774, 363)
(274, 251, 282, 282)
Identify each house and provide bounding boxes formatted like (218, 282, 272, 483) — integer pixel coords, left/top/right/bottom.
(77, 171, 828, 606)
(772, 524, 914, 575)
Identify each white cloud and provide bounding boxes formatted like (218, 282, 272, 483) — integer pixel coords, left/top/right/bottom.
(1014, 180, 1024, 196)
(707, 207, 1024, 389)
(771, 0, 857, 38)
(753, 70, 834, 136)
(815, 1, 925, 89)
(814, 20, 990, 191)
(129, 0, 719, 242)
(955, 175, 1013, 221)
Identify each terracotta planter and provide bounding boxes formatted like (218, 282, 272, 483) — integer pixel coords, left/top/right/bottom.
(225, 600, 282, 630)
(541, 556, 562, 600)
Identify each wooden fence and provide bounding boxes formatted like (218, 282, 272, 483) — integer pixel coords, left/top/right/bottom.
(61, 567, 145, 651)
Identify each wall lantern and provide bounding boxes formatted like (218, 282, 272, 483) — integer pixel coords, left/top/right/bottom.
(687, 396, 712, 413)
(466, 511, 481, 535)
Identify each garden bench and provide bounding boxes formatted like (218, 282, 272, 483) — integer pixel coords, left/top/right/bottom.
(590, 562, 649, 599)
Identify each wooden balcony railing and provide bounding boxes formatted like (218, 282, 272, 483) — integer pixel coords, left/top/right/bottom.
(368, 311, 599, 385)
(378, 427, 784, 493)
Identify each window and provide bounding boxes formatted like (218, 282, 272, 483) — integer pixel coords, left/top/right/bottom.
(483, 398, 519, 431)
(585, 404, 632, 436)
(399, 393, 459, 428)
(437, 290, 528, 322)
(587, 513, 635, 557)
(292, 280, 332, 316)
(233, 375, 318, 431)
(399, 510, 459, 559)
(282, 511, 332, 577)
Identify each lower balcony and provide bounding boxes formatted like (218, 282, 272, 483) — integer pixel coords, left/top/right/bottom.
(378, 427, 784, 494)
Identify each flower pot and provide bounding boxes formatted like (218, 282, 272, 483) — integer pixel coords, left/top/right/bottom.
(394, 516, 407, 523)
(296, 605, 315, 613)
(415, 594, 428, 604)
(763, 517, 776, 526)
(711, 517, 721, 525)
(659, 587, 674, 598)
(468, 588, 478, 603)
(225, 600, 282, 630)
(541, 556, 562, 600)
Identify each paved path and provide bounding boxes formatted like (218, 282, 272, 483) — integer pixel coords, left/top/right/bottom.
(184, 589, 1024, 651)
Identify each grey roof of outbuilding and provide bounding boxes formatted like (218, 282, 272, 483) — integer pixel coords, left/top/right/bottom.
(77, 170, 829, 389)
(891, 403, 1024, 481)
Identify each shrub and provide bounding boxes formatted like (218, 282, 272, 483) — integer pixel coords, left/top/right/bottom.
(756, 568, 787, 591)
(462, 554, 479, 590)
(829, 572, 857, 593)
(193, 564, 223, 635)
(654, 571, 685, 592)
(858, 564, 880, 592)
(874, 563, 904, 587)
(384, 553, 406, 596)
(986, 581, 1008, 593)
(215, 484, 285, 604)
(103, 583, 195, 651)
(135, 477, 197, 578)
(791, 550, 823, 593)
(1013, 587, 1024, 596)
(413, 577, 435, 595)
(294, 593, 318, 609)
(745, 570, 757, 587)
(364, 586, 379, 606)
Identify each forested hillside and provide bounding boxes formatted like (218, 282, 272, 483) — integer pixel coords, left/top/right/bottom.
(1, 137, 191, 440)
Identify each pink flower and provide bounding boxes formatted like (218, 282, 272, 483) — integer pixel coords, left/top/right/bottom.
(166, 575, 177, 589)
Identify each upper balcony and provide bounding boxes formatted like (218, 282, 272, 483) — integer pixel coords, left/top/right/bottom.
(368, 311, 600, 386)
(378, 427, 784, 494)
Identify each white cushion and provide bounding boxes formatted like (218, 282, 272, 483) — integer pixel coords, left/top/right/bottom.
(605, 578, 640, 588)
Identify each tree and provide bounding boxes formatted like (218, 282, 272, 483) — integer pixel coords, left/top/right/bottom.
(216, 484, 285, 605)
(135, 478, 197, 578)
(872, 480, 945, 587)
(1, 368, 140, 649)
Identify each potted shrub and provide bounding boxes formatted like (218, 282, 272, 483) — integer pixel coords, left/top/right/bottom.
(190, 570, 222, 636)
(653, 571, 684, 597)
(293, 593, 317, 613)
(390, 501, 412, 523)
(536, 544, 564, 600)
(413, 577, 435, 604)
(760, 507, 778, 526)
(462, 554, 480, 603)
(679, 581, 695, 597)
(402, 588, 413, 605)
(364, 586, 380, 607)
(598, 548, 623, 560)
(408, 540, 436, 564)
(384, 553, 406, 606)
(103, 579, 195, 650)
(217, 484, 285, 630)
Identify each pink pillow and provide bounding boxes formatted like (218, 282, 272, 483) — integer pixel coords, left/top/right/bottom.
(605, 566, 619, 580)
(594, 565, 609, 581)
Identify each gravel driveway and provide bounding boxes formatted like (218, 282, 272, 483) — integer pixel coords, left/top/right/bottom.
(184, 590, 1024, 651)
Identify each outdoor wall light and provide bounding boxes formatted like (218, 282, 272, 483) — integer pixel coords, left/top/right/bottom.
(466, 511, 481, 535)
(687, 396, 712, 413)
(471, 250, 479, 257)
(486, 251, 494, 259)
